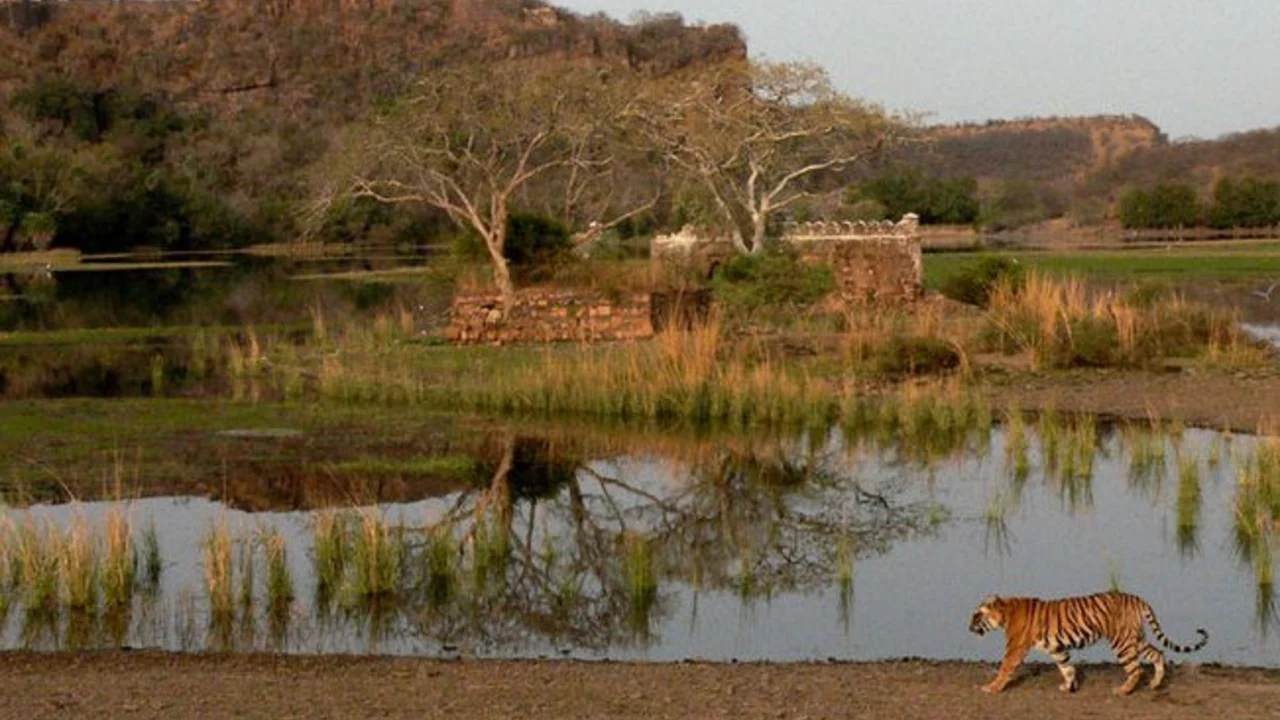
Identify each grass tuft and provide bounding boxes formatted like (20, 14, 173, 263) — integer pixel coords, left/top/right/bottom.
(263, 528, 294, 618)
(202, 517, 235, 620)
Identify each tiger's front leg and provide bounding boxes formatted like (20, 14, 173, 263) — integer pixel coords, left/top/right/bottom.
(982, 642, 1030, 694)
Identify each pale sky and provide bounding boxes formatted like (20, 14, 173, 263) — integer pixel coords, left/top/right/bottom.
(557, 0, 1280, 140)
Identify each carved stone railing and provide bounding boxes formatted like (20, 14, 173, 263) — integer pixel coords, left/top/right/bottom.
(781, 213, 920, 242)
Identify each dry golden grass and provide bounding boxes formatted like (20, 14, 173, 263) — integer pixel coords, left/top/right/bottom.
(984, 272, 1264, 370)
(102, 506, 136, 609)
(202, 516, 235, 619)
(60, 512, 99, 611)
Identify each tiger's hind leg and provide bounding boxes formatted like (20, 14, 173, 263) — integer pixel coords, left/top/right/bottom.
(1110, 633, 1144, 695)
(1141, 643, 1167, 689)
(1049, 650, 1078, 692)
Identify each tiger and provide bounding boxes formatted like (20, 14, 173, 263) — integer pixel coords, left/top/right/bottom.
(968, 590, 1208, 696)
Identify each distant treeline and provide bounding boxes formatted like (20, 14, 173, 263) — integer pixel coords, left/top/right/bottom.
(1119, 177, 1280, 230)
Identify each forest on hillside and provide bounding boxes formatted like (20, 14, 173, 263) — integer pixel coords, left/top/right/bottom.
(0, 0, 747, 254)
(3, 0, 1280, 258)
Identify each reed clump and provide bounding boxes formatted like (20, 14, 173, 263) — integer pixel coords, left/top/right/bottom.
(1001, 410, 1031, 488)
(102, 507, 137, 610)
(346, 510, 405, 602)
(843, 381, 992, 465)
(202, 517, 235, 620)
(1123, 419, 1168, 490)
(141, 518, 162, 592)
(237, 535, 255, 614)
(60, 513, 99, 612)
(15, 517, 60, 614)
(1234, 433, 1280, 565)
(1, 506, 160, 620)
(1177, 450, 1203, 555)
(312, 511, 350, 603)
(263, 528, 294, 618)
(983, 273, 1256, 370)
(422, 528, 458, 608)
(0, 519, 14, 624)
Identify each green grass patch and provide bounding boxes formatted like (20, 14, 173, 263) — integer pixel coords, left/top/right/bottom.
(925, 249, 1280, 289)
(330, 455, 480, 480)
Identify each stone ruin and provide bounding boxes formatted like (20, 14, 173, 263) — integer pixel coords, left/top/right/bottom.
(652, 213, 923, 306)
(445, 214, 922, 345)
(446, 290, 653, 346)
(444, 288, 714, 346)
(783, 213, 923, 306)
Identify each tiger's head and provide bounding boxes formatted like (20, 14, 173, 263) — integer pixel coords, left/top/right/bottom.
(969, 595, 1007, 636)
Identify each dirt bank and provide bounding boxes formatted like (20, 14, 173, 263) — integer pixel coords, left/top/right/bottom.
(1, 653, 1278, 720)
(984, 369, 1280, 432)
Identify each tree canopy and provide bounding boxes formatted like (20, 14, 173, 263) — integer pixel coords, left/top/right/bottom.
(632, 59, 902, 253)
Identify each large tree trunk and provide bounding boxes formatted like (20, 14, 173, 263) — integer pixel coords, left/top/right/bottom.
(483, 231, 516, 319)
(749, 216, 768, 254)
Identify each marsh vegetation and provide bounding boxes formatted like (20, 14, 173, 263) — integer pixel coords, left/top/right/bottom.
(2, 409, 1279, 664)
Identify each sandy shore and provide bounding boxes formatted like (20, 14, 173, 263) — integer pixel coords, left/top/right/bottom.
(2, 652, 1278, 720)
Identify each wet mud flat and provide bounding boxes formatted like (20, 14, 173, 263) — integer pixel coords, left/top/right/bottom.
(1, 653, 1278, 720)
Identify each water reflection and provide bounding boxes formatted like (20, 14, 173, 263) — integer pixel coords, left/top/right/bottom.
(2, 419, 1279, 665)
(1, 249, 442, 333)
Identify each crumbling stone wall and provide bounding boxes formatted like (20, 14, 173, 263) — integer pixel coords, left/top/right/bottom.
(447, 290, 654, 345)
(783, 214, 923, 306)
(826, 237, 923, 305)
(651, 213, 924, 309)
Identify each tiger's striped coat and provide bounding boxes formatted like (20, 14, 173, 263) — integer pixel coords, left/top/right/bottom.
(968, 590, 1208, 695)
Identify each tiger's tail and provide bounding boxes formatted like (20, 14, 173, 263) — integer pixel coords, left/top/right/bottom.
(1141, 602, 1208, 653)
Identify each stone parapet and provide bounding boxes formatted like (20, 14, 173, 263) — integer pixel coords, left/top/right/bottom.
(447, 289, 654, 345)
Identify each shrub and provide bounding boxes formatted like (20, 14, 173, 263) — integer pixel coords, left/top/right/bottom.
(872, 335, 962, 376)
(940, 256, 1025, 307)
(1124, 280, 1174, 308)
(710, 245, 834, 316)
(451, 212, 572, 276)
(980, 273, 1249, 370)
(17, 211, 56, 250)
(503, 212, 571, 268)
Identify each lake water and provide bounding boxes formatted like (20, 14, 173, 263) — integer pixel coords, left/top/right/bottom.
(1, 247, 444, 334)
(1245, 323, 1280, 349)
(3, 421, 1276, 667)
(2, 251, 1278, 666)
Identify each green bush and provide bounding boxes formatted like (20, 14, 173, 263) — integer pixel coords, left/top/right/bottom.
(872, 335, 962, 376)
(503, 212, 571, 268)
(1124, 280, 1174, 308)
(940, 256, 1025, 307)
(710, 245, 835, 315)
(452, 212, 571, 273)
(1059, 317, 1120, 368)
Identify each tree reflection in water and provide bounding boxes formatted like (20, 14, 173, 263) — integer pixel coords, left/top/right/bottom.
(390, 432, 946, 656)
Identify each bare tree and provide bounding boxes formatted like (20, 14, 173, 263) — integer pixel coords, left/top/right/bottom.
(323, 60, 638, 316)
(634, 59, 904, 254)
